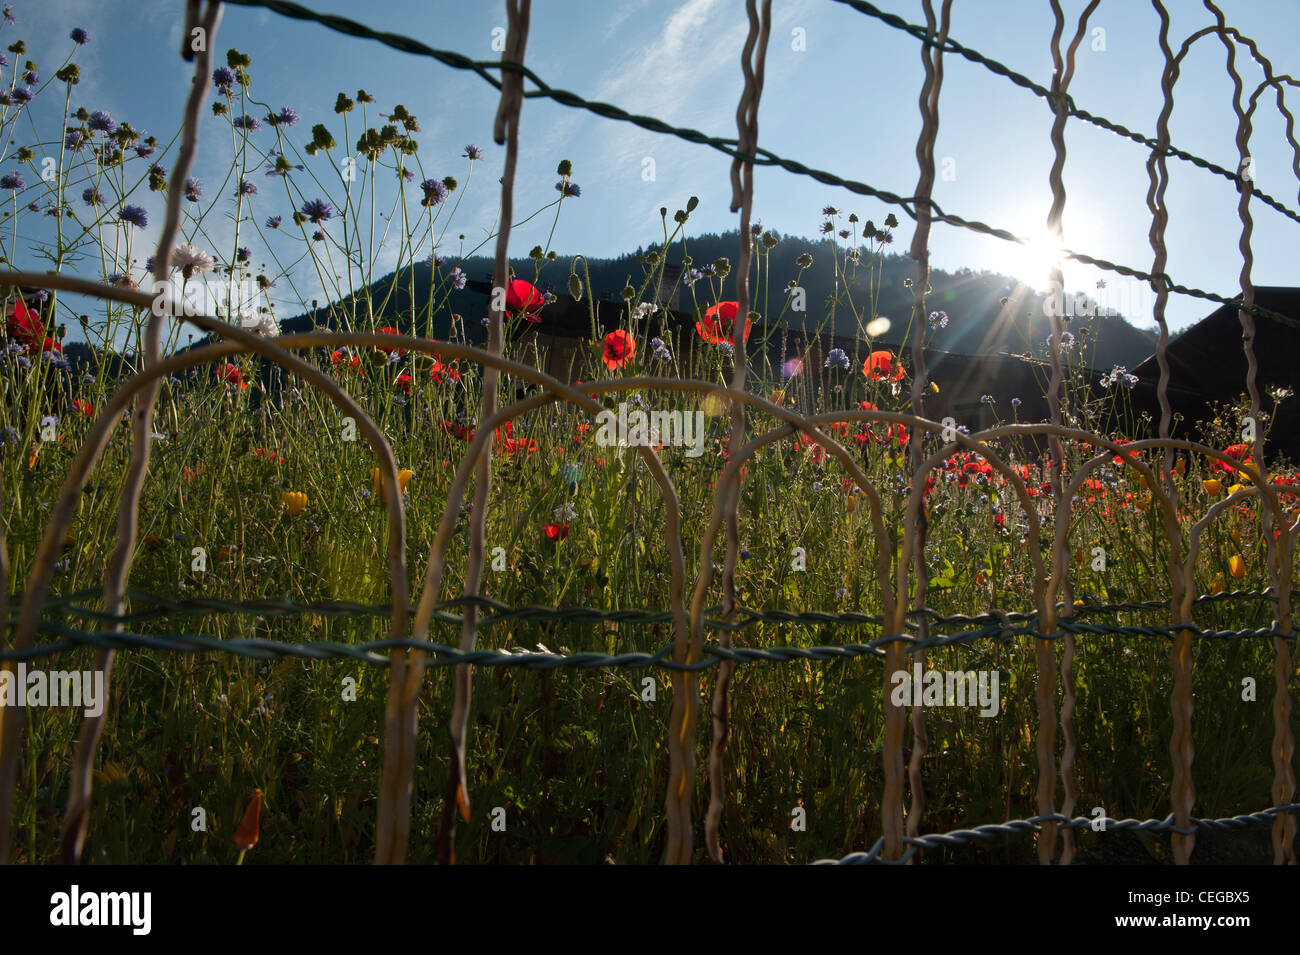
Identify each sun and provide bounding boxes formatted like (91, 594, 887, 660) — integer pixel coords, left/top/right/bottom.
(999, 210, 1104, 291)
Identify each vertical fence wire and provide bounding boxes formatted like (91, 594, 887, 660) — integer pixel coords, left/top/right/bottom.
(705, 0, 771, 866)
(430, 0, 531, 866)
(903, 0, 951, 854)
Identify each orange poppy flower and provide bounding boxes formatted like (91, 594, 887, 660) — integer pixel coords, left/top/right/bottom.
(542, 521, 570, 541)
(602, 329, 636, 370)
(696, 301, 751, 345)
(863, 350, 905, 382)
(233, 788, 262, 851)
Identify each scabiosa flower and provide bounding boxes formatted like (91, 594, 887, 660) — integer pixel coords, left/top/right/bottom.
(838, 229, 851, 240)
(264, 151, 302, 177)
(464, 144, 484, 160)
(65, 129, 88, 152)
(980, 394, 993, 404)
(928, 310, 949, 329)
(822, 205, 839, 216)
(82, 187, 102, 206)
(87, 110, 116, 134)
(10, 86, 31, 105)
(238, 178, 258, 196)
(70, 27, 89, 45)
(266, 215, 282, 229)
(300, 197, 332, 223)
(172, 243, 214, 276)
(0, 170, 25, 190)
(650, 337, 672, 361)
(555, 180, 581, 198)
(213, 66, 235, 93)
(184, 177, 202, 202)
(237, 246, 251, 263)
(273, 106, 299, 126)
(232, 114, 262, 131)
(450, 267, 467, 290)
(23, 70, 37, 85)
(419, 178, 448, 206)
(2, 6, 15, 24)
(1010, 397, 1022, 408)
(824, 348, 850, 370)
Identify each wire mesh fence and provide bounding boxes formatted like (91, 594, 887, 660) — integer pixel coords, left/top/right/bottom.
(0, 0, 1297, 865)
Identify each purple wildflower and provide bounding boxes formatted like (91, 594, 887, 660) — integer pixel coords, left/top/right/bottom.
(266, 216, 281, 229)
(450, 267, 466, 290)
(463, 144, 484, 160)
(87, 110, 115, 134)
(0, 170, 25, 190)
(65, 130, 88, 152)
(555, 180, 581, 198)
(213, 67, 235, 94)
(70, 27, 89, 45)
(238, 178, 258, 196)
(232, 114, 262, 131)
(119, 204, 148, 228)
(419, 178, 447, 206)
(82, 187, 102, 206)
(300, 198, 332, 223)
(273, 106, 299, 126)
(10, 86, 31, 105)
(184, 177, 202, 202)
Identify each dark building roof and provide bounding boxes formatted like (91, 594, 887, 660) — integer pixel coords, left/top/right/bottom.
(1129, 286, 1300, 462)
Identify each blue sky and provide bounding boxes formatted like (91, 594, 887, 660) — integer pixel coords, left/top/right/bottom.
(8, 0, 1300, 340)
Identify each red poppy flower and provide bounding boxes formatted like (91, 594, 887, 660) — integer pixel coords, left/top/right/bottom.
(330, 349, 363, 374)
(395, 373, 412, 392)
(863, 349, 905, 382)
(6, 298, 42, 345)
(602, 329, 636, 370)
(695, 301, 751, 345)
(216, 363, 249, 389)
(376, 326, 406, 356)
(233, 788, 262, 851)
(430, 359, 461, 384)
(542, 521, 570, 541)
(506, 279, 545, 319)
(72, 399, 94, 418)
(440, 421, 474, 441)
(495, 421, 539, 455)
(31, 336, 62, 355)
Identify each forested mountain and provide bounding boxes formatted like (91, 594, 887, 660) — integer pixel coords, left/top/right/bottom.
(288, 228, 1159, 368)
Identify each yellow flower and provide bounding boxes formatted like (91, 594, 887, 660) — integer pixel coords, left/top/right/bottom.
(1227, 483, 1248, 496)
(370, 467, 414, 503)
(1202, 478, 1221, 495)
(1211, 573, 1226, 595)
(769, 389, 785, 403)
(1228, 554, 1247, 579)
(279, 491, 308, 516)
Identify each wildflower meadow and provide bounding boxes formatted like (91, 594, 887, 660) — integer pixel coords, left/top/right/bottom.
(0, 1, 1298, 874)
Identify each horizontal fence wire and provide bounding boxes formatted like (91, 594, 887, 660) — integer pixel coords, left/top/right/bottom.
(817, 802, 1300, 865)
(5, 589, 1295, 666)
